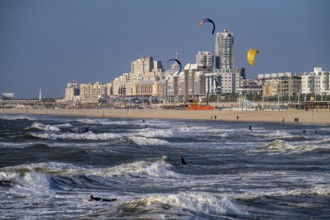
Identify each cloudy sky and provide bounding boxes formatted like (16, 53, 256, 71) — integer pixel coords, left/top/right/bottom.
(1, 0, 329, 98)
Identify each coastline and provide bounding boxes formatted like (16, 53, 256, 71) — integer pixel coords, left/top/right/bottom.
(1, 108, 330, 124)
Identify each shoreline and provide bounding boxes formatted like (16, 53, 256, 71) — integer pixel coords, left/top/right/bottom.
(1, 108, 330, 125)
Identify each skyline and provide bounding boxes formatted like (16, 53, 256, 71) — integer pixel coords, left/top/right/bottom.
(1, 0, 329, 98)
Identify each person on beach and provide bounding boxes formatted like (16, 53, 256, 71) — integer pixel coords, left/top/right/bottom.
(236, 116, 239, 120)
(180, 154, 187, 165)
(89, 195, 118, 202)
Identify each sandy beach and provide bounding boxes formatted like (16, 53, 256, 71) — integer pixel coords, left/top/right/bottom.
(1, 108, 330, 124)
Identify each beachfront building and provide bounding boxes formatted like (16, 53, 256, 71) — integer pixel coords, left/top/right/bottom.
(164, 62, 180, 102)
(131, 79, 166, 102)
(214, 29, 235, 72)
(79, 82, 107, 100)
(278, 75, 301, 97)
(2, 93, 14, 100)
(205, 69, 242, 95)
(258, 72, 301, 98)
(130, 57, 164, 81)
(63, 81, 79, 101)
(182, 63, 207, 102)
(205, 29, 241, 96)
(237, 84, 262, 96)
(196, 51, 214, 70)
(257, 72, 292, 80)
(112, 73, 131, 96)
(301, 67, 330, 95)
(262, 79, 280, 97)
(112, 57, 165, 99)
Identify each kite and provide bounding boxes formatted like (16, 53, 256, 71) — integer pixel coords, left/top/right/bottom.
(199, 18, 215, 35)
(167, 59, 182, 76)
(247, 48, 260, 66)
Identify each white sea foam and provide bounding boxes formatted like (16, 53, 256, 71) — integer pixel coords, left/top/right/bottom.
(29, 122, 61, 132)
(76, 118, 142, 126)
(129, 135, 170, 146)
(0, 171, 16, 181)
(29, 131, 122, 140)
(0, 142, 37, 148)
(254, 139, 330, 154)
(0, 169, 53, 197)
(2, 159, 181, 180)
(236, 185, 330, 201)
(0, 115, 36, 121)
(100, 157, 180, 179)
(252, 130, 302, 139)
(127, 192, 247, 216)
(136, 127, 175, 138)
(57, 123, 72, 128)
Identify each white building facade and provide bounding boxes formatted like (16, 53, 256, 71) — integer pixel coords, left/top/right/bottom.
(301, 67, 330, 95)
(205, 70, 242, 95)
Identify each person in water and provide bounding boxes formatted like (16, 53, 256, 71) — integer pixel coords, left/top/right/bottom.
(89, 195, 117, 202)
(180, 154, 187, 165)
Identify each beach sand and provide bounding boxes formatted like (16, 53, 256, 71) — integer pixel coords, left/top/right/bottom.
(1, 108, 330, 124)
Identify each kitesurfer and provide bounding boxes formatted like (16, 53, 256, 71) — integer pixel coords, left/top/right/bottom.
(89, 195, 117, 202)
(180, 154, 187, 165)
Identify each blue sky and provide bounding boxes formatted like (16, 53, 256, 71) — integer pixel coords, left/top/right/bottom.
(0, 0, 329, 98)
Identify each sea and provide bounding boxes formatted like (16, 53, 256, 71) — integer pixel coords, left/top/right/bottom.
(0, 114, 329, 219)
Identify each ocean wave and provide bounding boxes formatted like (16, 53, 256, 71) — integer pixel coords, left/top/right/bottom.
(0, 142, 38, 149)
(1, 157, 181, 181)
(128, 135, 170, 146)
(57, 123, 72, 128)
(236, 185, 330, 201)
(27, 122, 61, 132)
(252, 130, 303, 139)
(29, 131, 122, 140)
(135, 127, 175, 138)
(254, 139, 330, 154)
(0, 115, 36, 121)
(103, 156, 180, 179)
(0, 170, 52, 197)
(76, 118, 143, 126)
(122, 192, 247, 217)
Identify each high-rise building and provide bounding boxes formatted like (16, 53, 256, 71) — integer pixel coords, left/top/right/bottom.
(196, 51, 214, 69)
(214, 29, 235, 72)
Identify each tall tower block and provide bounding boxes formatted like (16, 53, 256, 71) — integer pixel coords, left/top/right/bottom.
(214, 29, 235, 72)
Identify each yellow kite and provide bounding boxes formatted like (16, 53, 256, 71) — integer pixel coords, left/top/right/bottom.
(247, 48, 260, 66)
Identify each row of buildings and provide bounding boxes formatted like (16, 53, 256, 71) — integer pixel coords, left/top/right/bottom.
(58, 29, 330, 106)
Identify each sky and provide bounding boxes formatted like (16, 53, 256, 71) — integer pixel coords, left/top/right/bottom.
(0, 0, 329, 98)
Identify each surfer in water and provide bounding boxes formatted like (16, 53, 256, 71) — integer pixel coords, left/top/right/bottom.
(180, 154, 187, 165)
(89, 195, 118, 202)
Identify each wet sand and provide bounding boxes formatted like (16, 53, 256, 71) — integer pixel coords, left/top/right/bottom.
(1, 108, 330, 124)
